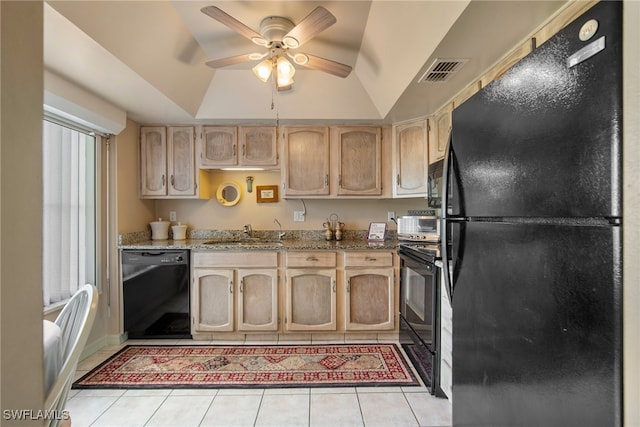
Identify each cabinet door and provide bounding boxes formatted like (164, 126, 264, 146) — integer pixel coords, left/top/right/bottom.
(334, 127, 382, 196)
(239, 126, 278, 166)
(200, 126, 237, 167)
(344, 268, 394, 330)
(286, 269, 336, 331)
(167, 126, 196, 196)
(429, 107, 451, 165)
(282, 127, 330, 196)
(140, 126, 167, 196)
(237, 269, 278, 331)
(191, 269, 234, 332)
(393, 119, 428, 197)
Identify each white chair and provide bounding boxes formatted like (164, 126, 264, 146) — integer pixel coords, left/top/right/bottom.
(44, 284, 98, 427)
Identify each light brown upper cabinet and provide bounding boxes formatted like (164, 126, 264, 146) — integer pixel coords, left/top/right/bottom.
(392, 118, 428, 197)
(140, 126, 209, 199)
(282, 126, 384, 198)
(282, 126, 331, 196)
(239, 126, 278, 167)
(199, 126, 278, 168)
(429, 106, 452, 165)
(333, 127, 382, 196)
(200, 126, 238, 167)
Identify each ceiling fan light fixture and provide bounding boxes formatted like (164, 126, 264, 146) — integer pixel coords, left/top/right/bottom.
(282, 36, 299, 49)
(276, 56, 296, 85)
(253, 59, 273, 82)
(290, 52, 309, 66)
(248, 52, 267, 61)
(250, 36, 269, 47)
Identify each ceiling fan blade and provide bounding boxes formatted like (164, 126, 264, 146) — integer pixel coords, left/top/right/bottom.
(205, 53, 262, 69)
(282, 7, 336, 49)
(299, 54, 352, 78)
(201, 6, 268, 46)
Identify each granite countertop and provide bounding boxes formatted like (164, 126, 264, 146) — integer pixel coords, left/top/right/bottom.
(119, 237, 398, 251)
(118, 228, 399, 251)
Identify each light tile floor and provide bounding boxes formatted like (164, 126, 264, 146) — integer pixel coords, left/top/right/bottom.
(66, 338, 452, 427)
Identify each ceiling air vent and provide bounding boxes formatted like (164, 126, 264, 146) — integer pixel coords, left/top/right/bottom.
(419, 58, 469, 83)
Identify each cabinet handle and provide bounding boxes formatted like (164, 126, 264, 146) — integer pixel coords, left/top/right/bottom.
(397, 174, 401, 187)
(346, 279, 350, 293)
(239, 279, 243, 293)
(233, 144, 236, 156)
(338, 174, 342, 186)
(170, 174, 175, 187)
(365, 256, 377, 262)
(242, 144, 245, 156)
(333, 280, 336, 293)
(162, 174, 166, 187)
(325, 174, 329, 187)
(306, 256, 318, 262)
(229, 282, 233, 293)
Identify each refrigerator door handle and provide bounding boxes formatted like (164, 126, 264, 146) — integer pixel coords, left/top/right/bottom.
(441, 134, 453, 303)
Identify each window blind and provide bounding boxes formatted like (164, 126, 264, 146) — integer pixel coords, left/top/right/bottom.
(42, 120, 97, 307)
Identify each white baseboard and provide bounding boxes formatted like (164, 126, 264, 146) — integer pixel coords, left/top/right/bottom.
(80, 333, 128, 360)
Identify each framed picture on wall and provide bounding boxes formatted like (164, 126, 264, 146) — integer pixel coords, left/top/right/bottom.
(256, 185, 279, 203)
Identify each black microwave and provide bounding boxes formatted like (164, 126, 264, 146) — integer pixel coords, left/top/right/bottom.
(427, 159, 443, 208)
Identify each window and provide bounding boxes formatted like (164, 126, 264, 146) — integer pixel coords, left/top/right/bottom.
(42, 119, 98, 308)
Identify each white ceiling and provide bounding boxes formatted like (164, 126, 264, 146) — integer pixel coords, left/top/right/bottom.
(44, 1, 567, 126)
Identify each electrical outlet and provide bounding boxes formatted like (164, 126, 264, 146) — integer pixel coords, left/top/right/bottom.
(169, 211, 177, 221)
(387, 211, 396, 221)
(294, 211, 305, 222)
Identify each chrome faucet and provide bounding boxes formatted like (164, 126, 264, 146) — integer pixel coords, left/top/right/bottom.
(243, 224, 253, 238)
(274, 218, 285, 240)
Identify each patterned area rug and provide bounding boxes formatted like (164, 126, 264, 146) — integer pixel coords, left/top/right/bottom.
(73, 344, 419, 389)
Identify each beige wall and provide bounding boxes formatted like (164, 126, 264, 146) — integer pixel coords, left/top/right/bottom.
(0, 1, 45, 420)
(117, 119, 154, 233)
(155, 170, 426, 233)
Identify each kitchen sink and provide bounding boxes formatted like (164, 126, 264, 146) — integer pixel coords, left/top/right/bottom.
(203, 240, 283, 247)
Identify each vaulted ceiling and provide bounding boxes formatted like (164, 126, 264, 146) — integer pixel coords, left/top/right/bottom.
(44, 1, 567, 125)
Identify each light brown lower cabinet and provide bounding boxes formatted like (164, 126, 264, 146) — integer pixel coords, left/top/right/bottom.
(285, 251, 337, 331)
(191, 268, 234, 332)
(344, 267, 395, 330)
(343, 251, 395, 331)
(191, 252, 278, 334)
(191, 249, 396, 337)
(237, 269, 278, 331)
(285, 268, 337, 331)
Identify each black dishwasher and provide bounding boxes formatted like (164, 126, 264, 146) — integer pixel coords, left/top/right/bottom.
(122, 250, 191, 339)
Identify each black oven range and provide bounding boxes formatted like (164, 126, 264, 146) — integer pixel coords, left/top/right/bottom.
(398, 242, 446, 397)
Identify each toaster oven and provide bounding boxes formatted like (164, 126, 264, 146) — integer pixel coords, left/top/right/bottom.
(397, 215, 440, 242)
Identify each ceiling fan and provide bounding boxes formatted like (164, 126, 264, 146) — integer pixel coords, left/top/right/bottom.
(201, 5, 352, 90)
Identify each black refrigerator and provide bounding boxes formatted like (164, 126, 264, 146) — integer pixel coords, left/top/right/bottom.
(441, 2, 622, 426)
